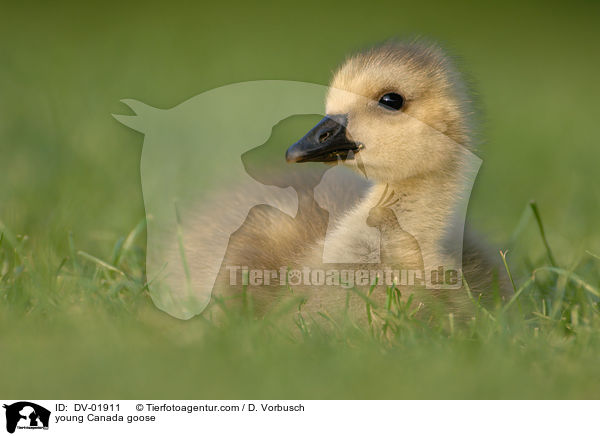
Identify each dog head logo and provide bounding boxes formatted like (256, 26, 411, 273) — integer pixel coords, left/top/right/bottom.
(114, 80, 480, 320)
(3, 402, 50, 434)
(113, 81, 331, 319)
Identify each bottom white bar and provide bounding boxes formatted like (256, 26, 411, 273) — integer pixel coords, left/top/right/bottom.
(1, 400, 593, 435)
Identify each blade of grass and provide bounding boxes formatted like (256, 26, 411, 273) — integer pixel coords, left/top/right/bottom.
(78, 250, 127, 277)
(68, 231, 79, 270)
(462, 271, 496, 322)
(530, 200, 557, 267)
(114, 218, 146, 266)
(365, 277, 379, 330)
(0, 221, 23, 258)
(586, 250, 600, 262)
(174, 201, 193, 300)
(550, 255, 584, 319)
(533, 266, 600, 298)
(448, 313, 455, 337)
(499, 250, 517, 293)
(501, 276, 534, 313)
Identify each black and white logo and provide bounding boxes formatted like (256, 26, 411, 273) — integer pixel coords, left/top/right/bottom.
(3, 402, 50, 434)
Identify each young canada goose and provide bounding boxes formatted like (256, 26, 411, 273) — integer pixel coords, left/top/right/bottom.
(193, 41, 510, 321)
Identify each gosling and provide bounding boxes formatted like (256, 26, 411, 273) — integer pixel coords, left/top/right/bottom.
(207, 41, 510, 321)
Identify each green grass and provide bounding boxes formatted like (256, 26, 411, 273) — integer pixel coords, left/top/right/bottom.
(1, 203, 600, 399)
(1, 0, 600, 398)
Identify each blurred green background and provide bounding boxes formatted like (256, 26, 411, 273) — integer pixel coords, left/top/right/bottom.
(2, 0, 599, 262)
(1, 0, 599, 398)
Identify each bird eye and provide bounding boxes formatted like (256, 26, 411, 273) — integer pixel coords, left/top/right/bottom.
(378, 93, 404, 111)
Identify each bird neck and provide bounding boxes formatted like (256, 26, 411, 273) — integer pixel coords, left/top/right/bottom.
(371, 150, 479, 266)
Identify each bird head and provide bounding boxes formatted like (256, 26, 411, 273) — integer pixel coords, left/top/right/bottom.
(286, 41, 473, 185)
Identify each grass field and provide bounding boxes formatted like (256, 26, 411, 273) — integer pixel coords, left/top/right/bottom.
(1, 0, 600, 399)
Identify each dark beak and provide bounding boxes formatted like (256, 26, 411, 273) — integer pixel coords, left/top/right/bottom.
(286, 114, 360, 163)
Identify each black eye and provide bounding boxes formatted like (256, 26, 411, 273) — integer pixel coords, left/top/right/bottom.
(378, 93, 404, 111)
